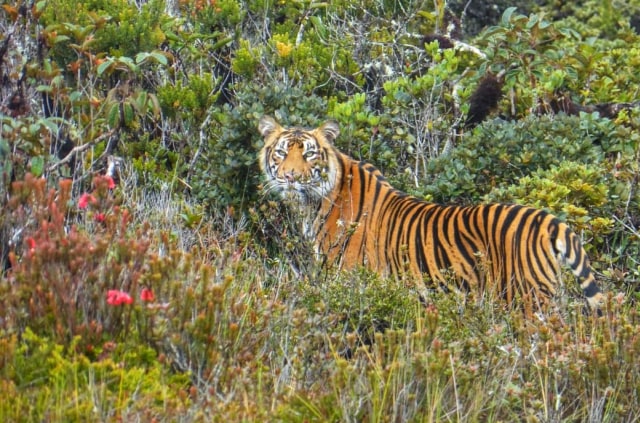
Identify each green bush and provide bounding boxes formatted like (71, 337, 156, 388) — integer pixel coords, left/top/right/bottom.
(42, 0, 169, 63)
(0, 329, 190, 422)
(422, 114, 613, 203)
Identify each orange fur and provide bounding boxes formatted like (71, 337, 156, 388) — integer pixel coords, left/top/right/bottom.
(259, 116, 604, 311)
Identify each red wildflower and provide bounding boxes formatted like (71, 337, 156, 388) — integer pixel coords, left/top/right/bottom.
(140, 288, 155, 302)
(78, 193, 97, 209)
(105, 176, 116, 189)
(25, 237, 36, 255)
(94, 212, 106, 223)
(107, 289, 133, 306)
(26, 237, 36, 249)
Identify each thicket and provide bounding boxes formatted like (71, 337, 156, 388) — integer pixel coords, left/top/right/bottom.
(1, 0, 639, 421)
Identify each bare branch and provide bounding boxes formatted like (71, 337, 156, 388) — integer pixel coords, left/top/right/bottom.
(46, 129, 116, 172)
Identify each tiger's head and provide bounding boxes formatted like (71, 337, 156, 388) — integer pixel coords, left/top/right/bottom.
(258, 116, 341, 201)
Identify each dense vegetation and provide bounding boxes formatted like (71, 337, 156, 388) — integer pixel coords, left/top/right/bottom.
(1, 0, 639, 421)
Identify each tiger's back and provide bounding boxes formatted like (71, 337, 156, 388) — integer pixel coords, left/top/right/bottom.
(258, 116, 605, 311)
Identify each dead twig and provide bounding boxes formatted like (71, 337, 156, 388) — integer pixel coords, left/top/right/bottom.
(47, 129, 116, 173)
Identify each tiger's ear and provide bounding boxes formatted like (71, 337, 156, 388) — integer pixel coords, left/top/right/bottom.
(318, 121, 340, 143)
(258, 115, 282, 138)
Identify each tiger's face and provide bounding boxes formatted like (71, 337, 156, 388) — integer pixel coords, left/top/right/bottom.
(259, 116, 341, 201)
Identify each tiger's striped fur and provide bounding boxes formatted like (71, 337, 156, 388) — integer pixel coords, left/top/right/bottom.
(258, 116, 605, 311)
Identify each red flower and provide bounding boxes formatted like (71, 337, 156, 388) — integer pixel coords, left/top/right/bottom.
(79, 193, 97, 209)
(94, 212, 106, 223)
(105, 176, 116, 190)
(140, 288, 155, 302)
(107, 289, 133, 306)
(25, 237, 36, 255)
(26, 237, 36, 249)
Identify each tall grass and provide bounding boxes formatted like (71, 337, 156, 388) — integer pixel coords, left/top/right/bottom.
(0, 175, 638, 422)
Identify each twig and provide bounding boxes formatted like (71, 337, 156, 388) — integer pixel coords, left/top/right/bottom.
(452, 40, 487, 59)
(46, 129, 116, 172)
(187, 109, 213, 179)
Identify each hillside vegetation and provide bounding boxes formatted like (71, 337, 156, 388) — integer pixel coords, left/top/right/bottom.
(1, 0, 639, 421)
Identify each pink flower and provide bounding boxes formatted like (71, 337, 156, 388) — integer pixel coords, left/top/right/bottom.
(105, 176, 116, 190)
(140, 288, 155, 302)
(79, 193, 97, 209)
(94, 212, 106, 223)
(107, 289, 133, 306)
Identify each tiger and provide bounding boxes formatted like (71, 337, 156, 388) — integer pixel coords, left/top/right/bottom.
(258, 115, 605, 312)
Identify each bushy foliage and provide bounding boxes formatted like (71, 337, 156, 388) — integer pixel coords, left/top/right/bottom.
(2, 174, 155, 346)
(422, 114, 611, 202)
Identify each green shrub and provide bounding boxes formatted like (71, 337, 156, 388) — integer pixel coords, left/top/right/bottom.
(0, 329, 190, 422)
(301, 267, 422, 340)
(422, 114, 612, 203)
(42, 0, 169, 63)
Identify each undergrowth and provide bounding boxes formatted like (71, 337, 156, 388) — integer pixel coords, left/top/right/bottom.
(1, 175, 639, 422)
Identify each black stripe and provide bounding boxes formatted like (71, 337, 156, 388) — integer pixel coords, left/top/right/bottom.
(450, 207, 480, 274)
(583, 280, 600, 297)
(521, 209, 548, 286)
(428, 206, 449, 271)
(414, 208, 429, 274)
(379, 190, 404, 273)
(350, 163, 368, 224)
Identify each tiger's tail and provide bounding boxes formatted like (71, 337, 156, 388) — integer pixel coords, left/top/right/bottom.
(557, 224, 605, 311)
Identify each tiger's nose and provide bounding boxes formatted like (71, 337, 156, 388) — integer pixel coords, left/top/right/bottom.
(283, 172, 295, 183)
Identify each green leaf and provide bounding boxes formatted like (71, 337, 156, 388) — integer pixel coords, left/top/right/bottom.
(309, 16, 327, 40)
(123, 102, 134, 126)
(151, 52, 168, 65)
(29, 123, 41, 136)
(135, 52, 151, 64)
(97, 59, 112, 76)
(40, 118, 61, 134)
(501, 7, 518, 26)
(107, 104, 120, 128)
(526, 14, 539, 29)
(69, 91, 83, 102)
(52, 35, 70, 44)
(30, 156, 44, 177)
(417, 10, 436, 23)
(538, 20, 551, 30)
(36, 85, 53, 93)
(211, 36, 233, 51)
(117, 56, 136, 71)
(147, 93, 161, 118)
(35, 1, 46, 13)
(51, 75, 64, 87)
